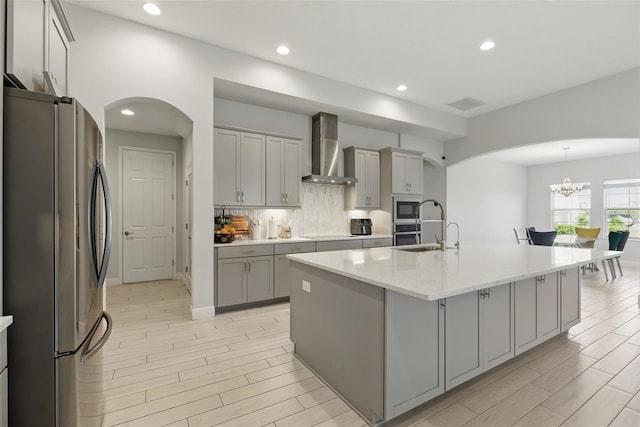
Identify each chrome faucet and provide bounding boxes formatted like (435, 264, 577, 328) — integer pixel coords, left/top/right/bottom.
(447, 222, 460, 250)
(415, 199, 446, 251)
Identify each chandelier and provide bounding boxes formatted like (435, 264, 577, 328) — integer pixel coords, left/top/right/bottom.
(549, 147, 582, 197)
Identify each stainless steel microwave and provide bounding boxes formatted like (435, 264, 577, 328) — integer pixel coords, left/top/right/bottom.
(393, 196, 422, 223)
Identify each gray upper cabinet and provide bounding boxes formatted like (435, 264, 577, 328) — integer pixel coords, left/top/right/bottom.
(6, 0, 73, 95)
(514, 273, 560, 355)
(344, 147, 380, 209)
(214, 128, 265, 206)
(560, 268, 580, 331)
(46, 1, 72, 96)
(444, 282, 514, 389)
(6, 0, 46, 91)
(380, 147, 423, 196)
(392, 152, 423, 195)
(266, 136, 301, 207)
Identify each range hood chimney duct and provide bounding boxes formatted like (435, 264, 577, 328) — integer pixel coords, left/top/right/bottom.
(302, 112, 356, 185)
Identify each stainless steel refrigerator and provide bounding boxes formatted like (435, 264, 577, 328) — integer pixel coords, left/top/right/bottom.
(3, 87, 113, 426)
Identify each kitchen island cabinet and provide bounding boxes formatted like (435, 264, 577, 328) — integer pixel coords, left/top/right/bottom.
(514, 273, 560, 355)
(444, 283, 514, 389)
(288, 241, 619, 424)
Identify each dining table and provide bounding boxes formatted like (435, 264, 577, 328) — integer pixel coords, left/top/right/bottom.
(553, 234, 597, 248)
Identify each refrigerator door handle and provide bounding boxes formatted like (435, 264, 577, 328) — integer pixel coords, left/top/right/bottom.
(87, 161, 100, 287)
(81, 311, 113, 364)
(96, 161, 113, 289)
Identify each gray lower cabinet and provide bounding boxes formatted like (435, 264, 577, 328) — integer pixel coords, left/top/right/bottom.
(444, 283, 514, 390)
(561, 268, 581, 331)
(217, 258, 247, 306)
(217, 254, 274, 307)
(483, 284, 515, 370)
(246, 256, 274, 302)
(515, 273, 560, 355)
(316, 239, 363, 252)
(274, 242, 316, 298)
(362, 237, 393, 248)
(385, 290, 444, 419)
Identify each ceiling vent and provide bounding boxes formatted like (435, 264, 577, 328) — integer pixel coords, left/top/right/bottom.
(448, 97, 486, 111)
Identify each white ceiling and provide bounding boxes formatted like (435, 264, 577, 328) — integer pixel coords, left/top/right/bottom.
(83, 1, 640, 163)
(70, 0, 639, 118)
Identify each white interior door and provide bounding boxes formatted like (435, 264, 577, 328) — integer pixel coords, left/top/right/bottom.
(122, 149, 174, 283)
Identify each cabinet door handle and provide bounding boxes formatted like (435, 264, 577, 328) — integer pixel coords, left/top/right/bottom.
(247, 261, 251, 272)
(241, 191, 245, 202)
(282, 193, 285, 203)
(560, 270, 566, 277)
(440, 301, 446, 310)
(237, 191, 240, 202)
(243, 262, 248, 272)
(285, 193, 289, 204)
(487, 288, 491, 298)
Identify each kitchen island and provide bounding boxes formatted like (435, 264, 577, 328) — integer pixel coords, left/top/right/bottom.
(287, 241, 620, 425)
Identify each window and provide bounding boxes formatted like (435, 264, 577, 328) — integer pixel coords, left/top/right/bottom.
(552, 183, 590, 235)
(604, 178, 640, 239)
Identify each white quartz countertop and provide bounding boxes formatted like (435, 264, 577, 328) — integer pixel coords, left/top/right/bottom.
(0, 315, 13, 333)
(214, 234, 392, 247)
(287, 241, 621, 301)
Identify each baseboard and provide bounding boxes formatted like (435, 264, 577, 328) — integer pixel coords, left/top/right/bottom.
(191, 305, 216, 320)
(106, 278, 123, 286)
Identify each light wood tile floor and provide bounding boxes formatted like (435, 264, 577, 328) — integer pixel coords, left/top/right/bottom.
(84, 264, 640, 426)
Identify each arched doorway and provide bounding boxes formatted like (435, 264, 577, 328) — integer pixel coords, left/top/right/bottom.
(103, 98, 194, 294)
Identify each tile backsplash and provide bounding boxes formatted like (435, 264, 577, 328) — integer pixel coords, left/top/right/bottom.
(216, 183, 371, 238)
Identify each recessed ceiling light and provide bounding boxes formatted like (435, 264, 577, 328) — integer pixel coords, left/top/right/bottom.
(480, 40, 495, 51)
(277, 45, 290, 55)
(121, 109, 135, 116)
(143, 3, 162, 16)
(396, 84, 408, 92)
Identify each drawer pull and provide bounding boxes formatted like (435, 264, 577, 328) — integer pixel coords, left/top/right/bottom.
(242, 250, 254, 255)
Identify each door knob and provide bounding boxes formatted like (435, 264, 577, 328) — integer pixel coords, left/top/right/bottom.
(124, 231, 133, 236)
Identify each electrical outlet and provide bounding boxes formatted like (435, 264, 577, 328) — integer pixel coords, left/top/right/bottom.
(302, 280, 311, 293)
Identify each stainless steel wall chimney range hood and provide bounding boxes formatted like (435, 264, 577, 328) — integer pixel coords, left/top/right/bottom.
(302, 112, 357, 185)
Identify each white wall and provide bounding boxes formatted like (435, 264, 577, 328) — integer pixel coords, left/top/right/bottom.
(104, 129, 184, 284)
(447, 158, 527, 243)
(445, 69, 640, 165)
(527, 152, 640, 261)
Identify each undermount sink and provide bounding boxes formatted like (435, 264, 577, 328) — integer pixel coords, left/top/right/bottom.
(394, 245, 457, 252)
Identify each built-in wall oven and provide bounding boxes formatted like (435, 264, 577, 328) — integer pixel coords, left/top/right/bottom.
(392, 196, 422, 246)
(393, 223, 422, 246)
